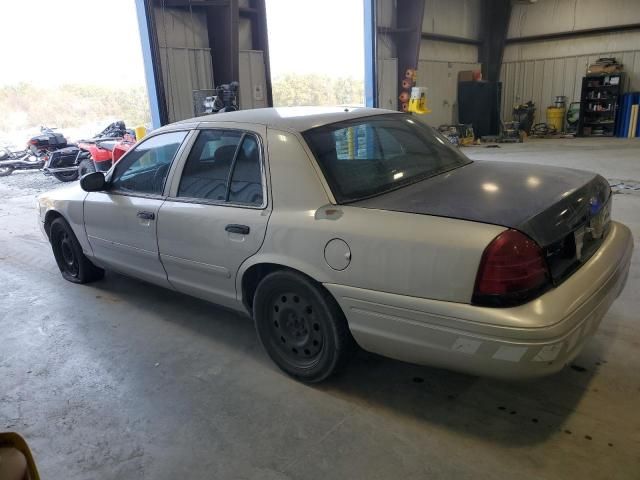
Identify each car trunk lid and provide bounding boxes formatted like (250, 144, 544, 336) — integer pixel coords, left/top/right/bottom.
(351, 161, 612, 284)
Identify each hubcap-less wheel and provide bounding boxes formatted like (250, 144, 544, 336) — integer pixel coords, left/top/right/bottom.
(49, 217, 104, 284)
(270, 292, 323, 364)
(0, 166, 13, 176)
(56, 230, 79, 277)
(253, 270, 355, 383)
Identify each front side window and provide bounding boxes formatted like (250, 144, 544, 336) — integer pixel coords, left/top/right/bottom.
(302, 114, 471, 202)
(111, 131, 188, 195)
(177, 129, 264, 206)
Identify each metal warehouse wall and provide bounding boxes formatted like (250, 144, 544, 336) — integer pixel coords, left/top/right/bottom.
(377, 0, 481, 126)
(149, 0, 270, 124)
(155, 7, 215, 123)
(500, 0, 640, 122)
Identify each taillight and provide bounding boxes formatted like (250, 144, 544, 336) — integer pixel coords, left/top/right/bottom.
(472, 229, 550, 307)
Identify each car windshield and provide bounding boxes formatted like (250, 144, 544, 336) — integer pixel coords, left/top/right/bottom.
(302, 113, 472, 203)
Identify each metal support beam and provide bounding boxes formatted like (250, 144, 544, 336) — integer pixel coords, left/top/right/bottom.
(394, 0, 425, 111)
(135, 0, 169, 127)
(506, 23, 640, 44)
(479, 0, 511, 82)
(250, 0, 273, 107)
(206, 0, 239, 87)
(421, 32, 480, 46)
(364, 0, 377, 107)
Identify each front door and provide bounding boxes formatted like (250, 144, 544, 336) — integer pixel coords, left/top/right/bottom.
(157, 126, 270, 308)
(84, 130, 189, 287)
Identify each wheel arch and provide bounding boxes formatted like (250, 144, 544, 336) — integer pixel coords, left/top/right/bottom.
(238, 256, 333, 313)
(43, 209, 64, 239)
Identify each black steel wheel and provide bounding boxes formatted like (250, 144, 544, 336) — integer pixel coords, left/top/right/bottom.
(0, 165, 14, 177)
(50, 217, 104, 284)
(53, 171, 79, 182)
(253, 270, 354, 383)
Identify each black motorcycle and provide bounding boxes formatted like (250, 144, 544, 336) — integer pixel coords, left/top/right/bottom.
(0, 146, 42, 177)
(29, 126, 81, 182)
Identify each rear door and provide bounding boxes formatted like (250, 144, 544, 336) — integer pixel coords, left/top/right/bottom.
(157, 124, 270, 308)
(84, 130, 190, 287)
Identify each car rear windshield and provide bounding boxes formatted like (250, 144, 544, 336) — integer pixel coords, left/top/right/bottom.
(302, 114, 472, 203)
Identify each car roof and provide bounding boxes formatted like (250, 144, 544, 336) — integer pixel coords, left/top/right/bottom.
(171, 106, 401, 133)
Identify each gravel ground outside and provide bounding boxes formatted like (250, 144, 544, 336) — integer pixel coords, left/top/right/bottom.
(0, 169, 66, 200)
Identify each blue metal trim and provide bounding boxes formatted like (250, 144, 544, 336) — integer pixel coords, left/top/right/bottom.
(363, 0, 377, 107)
(135, 0, 161, 129)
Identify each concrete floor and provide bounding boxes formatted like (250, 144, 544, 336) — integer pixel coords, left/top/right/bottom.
(1, 137, 639, 479)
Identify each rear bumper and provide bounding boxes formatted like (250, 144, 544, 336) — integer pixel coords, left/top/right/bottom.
(325, 221, 633, 379)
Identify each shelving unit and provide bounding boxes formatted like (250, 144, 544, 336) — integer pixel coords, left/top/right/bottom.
(577, 73, 624, 137)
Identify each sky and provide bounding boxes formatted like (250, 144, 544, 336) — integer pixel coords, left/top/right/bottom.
(0, 0, 364, 87)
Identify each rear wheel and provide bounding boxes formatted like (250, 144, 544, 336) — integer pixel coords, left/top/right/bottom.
(0, 166, 14, 177)
(253, 270, 354, 383)
(50, 217, 104, 283)
(78, 158, 96, 178)
(53, 171, 79, 182)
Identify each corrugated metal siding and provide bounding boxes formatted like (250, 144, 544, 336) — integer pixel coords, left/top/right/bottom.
(501, 49, 640, 122)
(155, 7, 214, 122)
(508, 0, 640, 39)
(238, 50, 268, 110)
(422, 0, 480, 40)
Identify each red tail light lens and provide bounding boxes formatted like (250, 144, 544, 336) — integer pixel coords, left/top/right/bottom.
(472, 229, 550, 307)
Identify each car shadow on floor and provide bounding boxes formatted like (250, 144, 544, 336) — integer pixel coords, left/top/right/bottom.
(90, 271, 604, 448)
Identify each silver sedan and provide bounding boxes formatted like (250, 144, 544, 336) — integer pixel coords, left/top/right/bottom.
(37, 107, 633, 383)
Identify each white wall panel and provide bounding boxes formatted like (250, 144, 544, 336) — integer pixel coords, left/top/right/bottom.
(379, 58, 398, 111)
(418, 59, 481, 126)
(155, 7, 214, 122)
(422, 0, 480, 39)
(238, 50, 268, 110)
(419, 39, 478, 63)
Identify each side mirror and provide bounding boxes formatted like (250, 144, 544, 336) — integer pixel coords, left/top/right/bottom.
(80, 171, 107, 192)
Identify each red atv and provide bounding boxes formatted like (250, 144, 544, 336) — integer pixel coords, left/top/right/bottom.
(76, 121, 136, 176)
(44, 121, 136, 181)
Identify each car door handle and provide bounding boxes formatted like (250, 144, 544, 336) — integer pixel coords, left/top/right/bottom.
(225, 224, 250, 235)
(137, 211, 155, 220)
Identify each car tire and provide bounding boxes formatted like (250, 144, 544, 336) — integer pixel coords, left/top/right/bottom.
(253, 270, 354, 383)
(0, 166, 14, 177)
(50, 217, 104, 284)
(78, 158, 96, 178)
(53, 171, 79, 182)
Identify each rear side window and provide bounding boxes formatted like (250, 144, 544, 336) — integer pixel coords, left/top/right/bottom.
(303, 114, 471, 202)
(178, 130, 242, 201)
(177, 130, 264, 206)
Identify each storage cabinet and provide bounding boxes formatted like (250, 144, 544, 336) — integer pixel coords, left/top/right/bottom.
(577, 74, 624, 137)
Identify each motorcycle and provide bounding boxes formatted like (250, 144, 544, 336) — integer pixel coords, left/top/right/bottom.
(27, 127, 81, 182)
(0, 146, 43, 177)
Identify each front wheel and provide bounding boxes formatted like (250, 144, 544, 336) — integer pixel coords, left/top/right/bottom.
(53, 171, 79, 182)
(0, 165, 14, 177)
(253, 270, 354, 383)
(50, 217, 104, 283)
